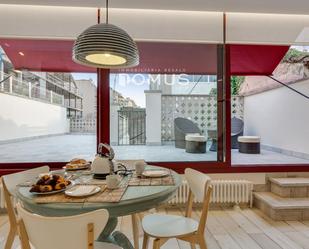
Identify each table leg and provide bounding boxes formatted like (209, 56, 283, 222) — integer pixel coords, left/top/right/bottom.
(132, 214, 140, 249)
(97, 217, 134, 249)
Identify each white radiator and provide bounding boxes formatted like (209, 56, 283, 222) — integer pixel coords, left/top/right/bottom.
(169, 179, 253, 207)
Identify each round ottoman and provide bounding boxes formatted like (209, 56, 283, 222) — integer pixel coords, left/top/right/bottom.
(185, 134, 207, 153)
(238, 136, 260, 154)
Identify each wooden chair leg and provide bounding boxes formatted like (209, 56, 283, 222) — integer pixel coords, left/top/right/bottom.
(153, 239, 161, 249)
(198, 235, 208, 249)
(142, 233, 149, 249)
(4, 226, 17, 249)
(131, 214, 140, 249)
(190, 242, 196, 249)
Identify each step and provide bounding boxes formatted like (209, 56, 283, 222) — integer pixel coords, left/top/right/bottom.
(269, 177, 309, 197)
(254, 192, 309, 220)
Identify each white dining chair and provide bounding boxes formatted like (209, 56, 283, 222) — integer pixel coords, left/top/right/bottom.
(17, 203, 122, 249)
(1, 166, 50, 249)
(141, 168, 212, 249)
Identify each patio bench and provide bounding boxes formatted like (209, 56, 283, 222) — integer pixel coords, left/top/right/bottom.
(238, 136, 260, 154)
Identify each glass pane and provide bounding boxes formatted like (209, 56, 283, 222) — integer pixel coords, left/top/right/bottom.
(109, 70, 219, 162)
(231, 46, 309, 165)
(0, 46, 97, 162)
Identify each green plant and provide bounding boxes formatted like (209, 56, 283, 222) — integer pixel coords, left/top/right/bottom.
(231, 76, 245, 95)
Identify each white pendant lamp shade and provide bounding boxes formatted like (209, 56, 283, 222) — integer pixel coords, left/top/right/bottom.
(73, 23, 139, 69)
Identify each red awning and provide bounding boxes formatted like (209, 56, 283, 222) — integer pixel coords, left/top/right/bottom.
(0, 39, 289, 75)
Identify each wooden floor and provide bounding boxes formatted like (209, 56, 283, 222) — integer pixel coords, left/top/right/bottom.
(3, 207, 309, 249)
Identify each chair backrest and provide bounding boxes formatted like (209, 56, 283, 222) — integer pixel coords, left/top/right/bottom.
(2, 166, 50, 197)
(174, 117, 201, 134)
(184, 168, 212, 234)
(17, 203, 110, 249)
(1, 166, 50, 231)
(231, 117, 244, 134)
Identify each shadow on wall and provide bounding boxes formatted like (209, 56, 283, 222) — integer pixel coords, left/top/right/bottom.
(0, 116, 69, 142)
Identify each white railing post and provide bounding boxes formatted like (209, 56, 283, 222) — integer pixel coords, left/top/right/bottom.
(50, 91, 53, 104)
(9, 76, 13, 93)
(28, 82, 32, 98)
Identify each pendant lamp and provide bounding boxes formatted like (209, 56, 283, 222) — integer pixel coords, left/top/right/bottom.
(73, 0, 139, 69)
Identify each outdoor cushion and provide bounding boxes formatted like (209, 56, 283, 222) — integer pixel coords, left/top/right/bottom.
(185, 134, 207, 142)
(238, 136, 260, 143)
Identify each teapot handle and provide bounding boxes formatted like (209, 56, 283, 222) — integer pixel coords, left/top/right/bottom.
(98, 143, 115, 160)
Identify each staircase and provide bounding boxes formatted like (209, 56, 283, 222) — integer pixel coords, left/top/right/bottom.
(254, 177, 309, 220)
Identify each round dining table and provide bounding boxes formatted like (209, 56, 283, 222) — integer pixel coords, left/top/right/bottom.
(16, 166, 181, 249)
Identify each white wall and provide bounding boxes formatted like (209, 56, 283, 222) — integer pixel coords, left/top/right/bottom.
(243, 79, 309, 155)
(0, 93, 69, 141)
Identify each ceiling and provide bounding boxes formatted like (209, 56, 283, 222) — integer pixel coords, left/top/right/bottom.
(1, 0, 309, 14)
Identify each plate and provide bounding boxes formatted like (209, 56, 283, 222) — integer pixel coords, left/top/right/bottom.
(63, 163, 90, 171)
(142, 170, 169, 178)
(31, 182, 74, 195)
(65, 185, 101, 197)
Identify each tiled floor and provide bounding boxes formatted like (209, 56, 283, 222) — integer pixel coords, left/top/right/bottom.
(0, 134, 309, 164)
(2, 207, 309, 249)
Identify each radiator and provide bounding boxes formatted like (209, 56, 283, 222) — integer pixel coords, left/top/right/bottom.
(169, 179, 253, 207)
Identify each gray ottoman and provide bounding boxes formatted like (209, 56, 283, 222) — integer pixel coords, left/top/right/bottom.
(238, 136, 260, 154)
(185, 134, 207, 153)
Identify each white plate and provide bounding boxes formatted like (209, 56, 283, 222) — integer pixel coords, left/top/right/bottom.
(142, 170, 169, 178)
(65, 185, 101, 197)
(31, 182, 74, 195)
(63, 163, 90, 171)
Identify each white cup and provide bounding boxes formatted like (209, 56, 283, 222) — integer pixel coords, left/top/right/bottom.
(135, 161, 146, 176)
(106, 175, 121, 189)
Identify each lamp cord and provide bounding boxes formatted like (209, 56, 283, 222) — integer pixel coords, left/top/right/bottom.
(106, 0, 109, 24)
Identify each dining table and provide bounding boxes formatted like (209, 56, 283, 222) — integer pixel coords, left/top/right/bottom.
(16, 165, 181, 249)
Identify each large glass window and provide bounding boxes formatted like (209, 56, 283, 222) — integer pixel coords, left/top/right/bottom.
(231, 46, 309, 165)
(0, 46, 97, 162)
(109, 72, 219, 162)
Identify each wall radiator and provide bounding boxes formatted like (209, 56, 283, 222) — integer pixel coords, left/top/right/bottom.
(169, 180, 253, 207)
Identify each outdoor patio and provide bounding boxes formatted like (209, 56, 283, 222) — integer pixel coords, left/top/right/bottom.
(1, 134, 309, 164)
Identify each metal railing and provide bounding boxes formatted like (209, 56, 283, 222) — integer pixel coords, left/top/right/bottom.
(0, 72, 64, 106)
(118, 107, 146, 145)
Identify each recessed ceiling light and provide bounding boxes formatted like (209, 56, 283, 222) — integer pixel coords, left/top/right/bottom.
(18, 52, 25, 56)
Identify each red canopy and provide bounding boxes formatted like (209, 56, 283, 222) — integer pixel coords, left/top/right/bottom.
(0, 39, 289, 75)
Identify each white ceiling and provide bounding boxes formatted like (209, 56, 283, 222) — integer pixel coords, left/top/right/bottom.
(1, 0, 309, 15)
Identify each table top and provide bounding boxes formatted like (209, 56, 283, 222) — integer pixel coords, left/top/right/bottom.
(17, 166, 181, 217)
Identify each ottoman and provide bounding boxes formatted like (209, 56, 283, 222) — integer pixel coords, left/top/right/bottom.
(238, 136, 260, 154)
(185, 134, 207, 153)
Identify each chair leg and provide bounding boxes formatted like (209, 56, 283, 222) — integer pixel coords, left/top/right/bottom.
(153, 239, 161, 249)
(142, 233, 149, 249)
(4, 226, 16, 249)
(131, 214, 140, 249)
(190, 243, 196, 249)
(198, 235, 208, 249)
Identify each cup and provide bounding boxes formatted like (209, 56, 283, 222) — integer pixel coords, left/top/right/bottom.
(135, 161, 146, 176)
(106, 174, 121, 189)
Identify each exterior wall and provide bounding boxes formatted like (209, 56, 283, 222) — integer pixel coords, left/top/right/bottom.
(75, 79, 97, 119)
(243, 79, 309, 156)
(0, 93, 69, 142)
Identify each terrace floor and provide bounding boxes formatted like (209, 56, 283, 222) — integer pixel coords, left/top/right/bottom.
(0, 134, 309, 165)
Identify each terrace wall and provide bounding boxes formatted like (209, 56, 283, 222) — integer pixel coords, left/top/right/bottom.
(243, 78, 309, 158)
(0, 93, 69, 142)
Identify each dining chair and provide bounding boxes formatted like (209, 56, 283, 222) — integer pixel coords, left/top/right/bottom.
(141, 168, 212, 249)
(17, 203, 122, 249)
(1, 166, 50, 249)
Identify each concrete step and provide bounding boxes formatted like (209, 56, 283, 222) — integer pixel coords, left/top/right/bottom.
(254, 192, 309, 220)
(269, 177, 309, 197)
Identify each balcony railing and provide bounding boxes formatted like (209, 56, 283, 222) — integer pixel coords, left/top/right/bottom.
(0, 72, 64, 106)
